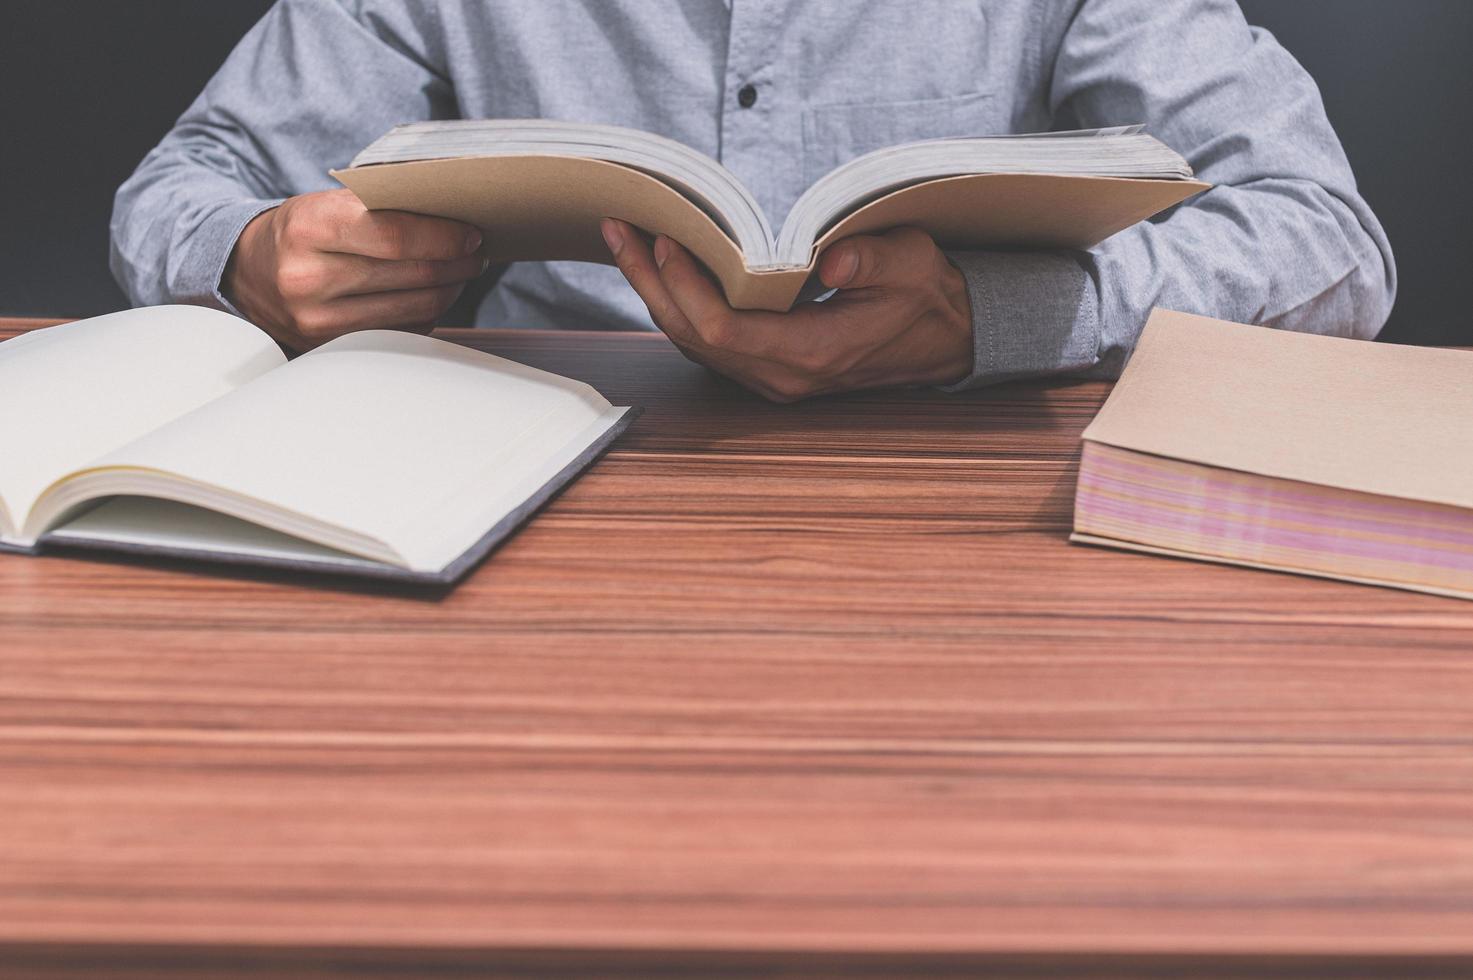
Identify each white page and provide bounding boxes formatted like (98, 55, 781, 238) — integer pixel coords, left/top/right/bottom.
(68, 330, 622, 571)
(49, 496, 385, 570)
(0, 306, 285, 543)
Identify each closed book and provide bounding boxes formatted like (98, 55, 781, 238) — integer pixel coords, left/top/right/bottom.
(1072, 309, 1473, 600)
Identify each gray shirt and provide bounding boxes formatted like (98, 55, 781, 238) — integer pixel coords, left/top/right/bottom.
(111, 0, 1395, 389)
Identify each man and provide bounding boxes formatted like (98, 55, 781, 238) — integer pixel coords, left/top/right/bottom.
(112, 0, 1394, 402)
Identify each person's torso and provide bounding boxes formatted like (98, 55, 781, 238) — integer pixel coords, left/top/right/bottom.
(373, 0, 1066, 329)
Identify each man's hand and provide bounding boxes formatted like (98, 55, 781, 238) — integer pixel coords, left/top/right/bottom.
(601, 220, 973, 401)
(223, 189, 487, 351)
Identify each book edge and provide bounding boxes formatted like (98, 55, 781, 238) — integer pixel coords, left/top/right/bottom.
(432, 404, 640, 584)
(28, 407, 642, 587)
(802, 174, 1209, 265)
(1068, 532, 1473, 602)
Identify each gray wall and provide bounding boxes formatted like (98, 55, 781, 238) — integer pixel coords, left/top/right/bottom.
(1236, 0, 1472, 346)
(2, 0, 1467, 344)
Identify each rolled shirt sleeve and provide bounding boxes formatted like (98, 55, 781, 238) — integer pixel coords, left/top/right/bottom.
(941, 0, 1396, 391)
(109, 0, 454, 309)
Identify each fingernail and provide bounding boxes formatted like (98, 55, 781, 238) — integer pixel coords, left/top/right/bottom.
(600, 219, 624, 257)
(654, 235, 670, 269)
(465, 228, 483, 253)
(831, 245, 858, 287)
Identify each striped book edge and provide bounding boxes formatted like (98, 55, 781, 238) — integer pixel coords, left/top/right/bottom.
(1073, 441, 1473, 600)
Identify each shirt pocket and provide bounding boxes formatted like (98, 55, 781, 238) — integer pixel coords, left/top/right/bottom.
(800, 90, 997, 189)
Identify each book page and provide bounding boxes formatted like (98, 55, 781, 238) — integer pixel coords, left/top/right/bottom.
(48, 497, 388, 572)
(0, 306, 285, 543)
(54, 330, 626, 571)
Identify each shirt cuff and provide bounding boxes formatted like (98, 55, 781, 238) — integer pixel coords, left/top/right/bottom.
(169, 198, 285, 316)
(938, 249, 1102, 392)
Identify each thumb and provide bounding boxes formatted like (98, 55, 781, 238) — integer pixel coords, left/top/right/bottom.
(817, 227, 934, 291)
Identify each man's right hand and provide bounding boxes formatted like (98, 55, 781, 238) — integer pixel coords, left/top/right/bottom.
(222, 188, 487, 351)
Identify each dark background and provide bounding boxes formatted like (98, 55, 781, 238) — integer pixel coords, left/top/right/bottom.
(1, 0, 1468, 344)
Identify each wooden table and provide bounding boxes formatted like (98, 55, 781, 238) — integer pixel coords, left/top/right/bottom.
(3, 316, 1472, 979)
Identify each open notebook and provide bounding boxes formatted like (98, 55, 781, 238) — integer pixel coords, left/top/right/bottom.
(333, 119, 1208, 312)
(1073, 309, 1473, 600)
(0, 307, 636, 584)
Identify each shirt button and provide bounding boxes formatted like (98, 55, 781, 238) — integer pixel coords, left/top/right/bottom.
(737, 84, 758, 108)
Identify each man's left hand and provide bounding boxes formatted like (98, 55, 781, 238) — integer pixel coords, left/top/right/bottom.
(601, 220, 973, 402)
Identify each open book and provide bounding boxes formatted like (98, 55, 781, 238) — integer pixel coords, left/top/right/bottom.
(1073, 310, 1473, 601)
(0, 307, 635, 584)
(333, 120, 1209, 311)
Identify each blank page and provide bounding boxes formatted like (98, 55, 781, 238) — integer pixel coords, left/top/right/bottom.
(77, 330, 626, 571)
(0, 307, 285, 543)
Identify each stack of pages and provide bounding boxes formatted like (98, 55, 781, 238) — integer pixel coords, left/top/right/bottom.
(1073, 310, 1473, 600)
(333, 119, 1208, 312)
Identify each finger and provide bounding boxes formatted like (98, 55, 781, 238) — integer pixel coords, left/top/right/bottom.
(655, 234, 869, 380)
(651, 235, 794, 362)
(601, 219, 701, 348)
(807, 287, 972, 388)
(327, 199, 483, 261)
(322, 253, 489, 300)
(296, 282, 466, 346)
(603, 223, 822, 396)
(600, 221, 736, 369)
(817, 226, 937, 291)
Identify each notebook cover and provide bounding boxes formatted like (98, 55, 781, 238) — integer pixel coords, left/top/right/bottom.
(33, 407, 640, 586)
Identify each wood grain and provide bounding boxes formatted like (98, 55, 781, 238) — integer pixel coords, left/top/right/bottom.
(2, 316, 1472, 978)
